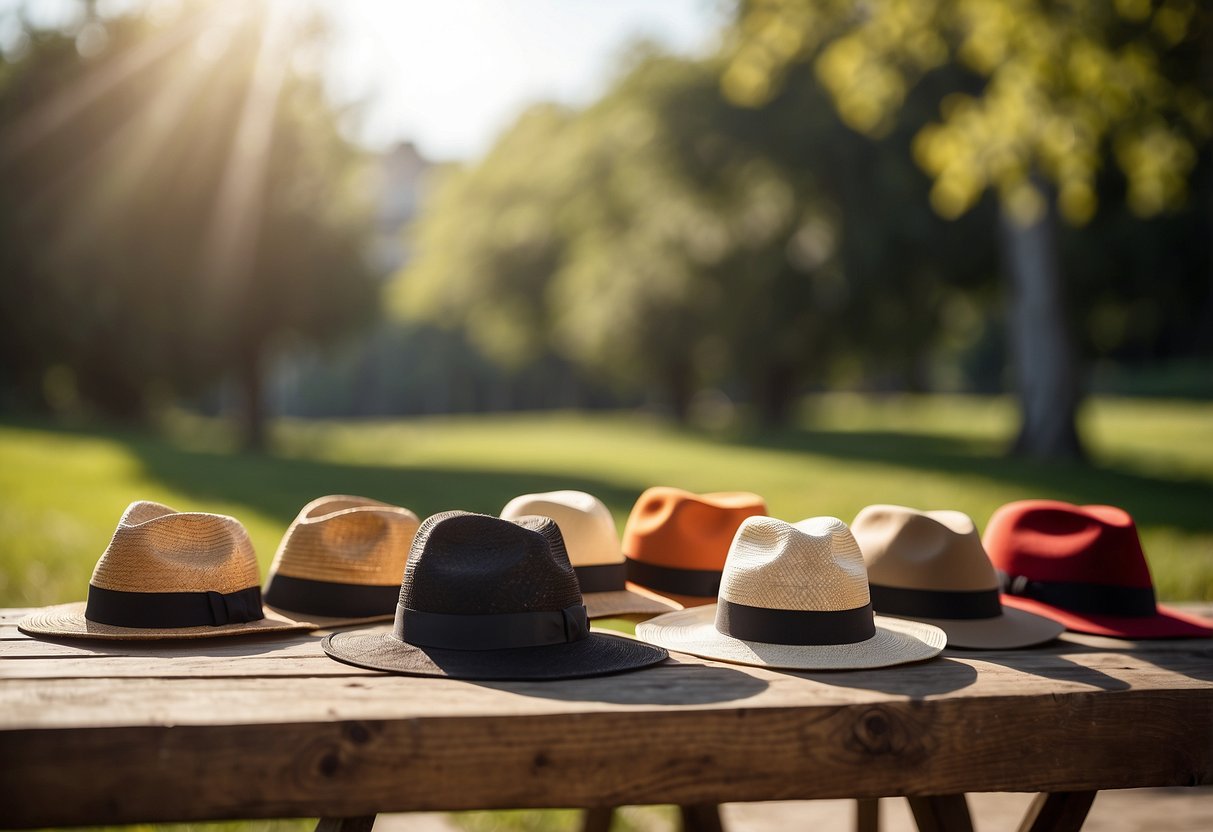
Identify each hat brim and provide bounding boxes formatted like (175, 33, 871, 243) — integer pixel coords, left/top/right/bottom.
(321, 629, 669, 680)
(1000, 594, 1213, 639)
(265, 605, 393, 631)
(17, 602, 315, 641)
(584, 585, 680, 619)
(881, 605, 1064, 649)
(624, 581, 711, 610)
(635, 605, 945, 670)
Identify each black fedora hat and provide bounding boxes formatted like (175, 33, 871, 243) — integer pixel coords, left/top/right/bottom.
(322, 511, 668, 680)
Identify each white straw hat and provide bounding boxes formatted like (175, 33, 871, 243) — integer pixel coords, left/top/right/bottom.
(501, 490, 678, 619)
(637, 516, 946, 669)
(19, 501, 313, 640)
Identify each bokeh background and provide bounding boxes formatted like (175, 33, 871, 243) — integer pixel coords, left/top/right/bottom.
(0, 1, 1210, 829)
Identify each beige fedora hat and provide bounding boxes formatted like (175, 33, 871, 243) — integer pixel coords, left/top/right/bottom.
(852, 505, 1063, 649)
(263, 495, 422, 629)
(637, 516, 945, 669)
(19, 501, 312, 640)
(501, 490, 678, 619)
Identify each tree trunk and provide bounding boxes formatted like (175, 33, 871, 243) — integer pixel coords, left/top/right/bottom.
(665, 359, 693, 424)
(998, 194, 1085, 460)
(237, 347, 267, 452)
(756, 362, 796, 427)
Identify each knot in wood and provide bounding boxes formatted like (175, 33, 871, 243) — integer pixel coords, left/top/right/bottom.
(847, 706, 920, 757)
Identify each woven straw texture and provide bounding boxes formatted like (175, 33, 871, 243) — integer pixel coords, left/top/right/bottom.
(323, 511, 669, 679)
(636, 516, 945, 669)
(401, 511, 581, 615)
(18, 501, 311, 640)
(501, 491, 679, 619)
(269, 495, 420, 586)
(851, 504, 1063, 649)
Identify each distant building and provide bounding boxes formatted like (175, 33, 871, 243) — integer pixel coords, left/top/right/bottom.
(369, 140, 431, 276)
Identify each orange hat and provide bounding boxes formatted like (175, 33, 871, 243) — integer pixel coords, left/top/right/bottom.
(622, 486, 768, 607)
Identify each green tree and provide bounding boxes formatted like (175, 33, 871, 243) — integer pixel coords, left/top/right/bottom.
(398, 48, 1000, 423)
(723, 0, 1212, 457)
(0, 3, 377, 448)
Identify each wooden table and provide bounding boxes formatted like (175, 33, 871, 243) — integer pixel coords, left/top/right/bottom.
(2, 605, 1211, 832)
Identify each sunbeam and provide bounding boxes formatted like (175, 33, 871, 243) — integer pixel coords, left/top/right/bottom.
(201, 2, 296, 293)
(0, 3, 222, 165)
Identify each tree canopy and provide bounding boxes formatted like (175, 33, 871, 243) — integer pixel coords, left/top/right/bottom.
(0, 4, 377, 445)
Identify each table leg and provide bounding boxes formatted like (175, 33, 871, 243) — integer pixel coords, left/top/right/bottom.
(1017, 791, 1097, 832)
(906, 794, 973, 832)
(856, 798, 880, 832)
(315, 816, 376, 832)
(580, 807, 615, 832)
(679, 803, 725, 832)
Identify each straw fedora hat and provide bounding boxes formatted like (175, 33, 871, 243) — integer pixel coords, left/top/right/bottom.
(985, 499, 1213, 639)
(323, 511, 669, 680)
(637, 516, 945, 669)
(263, 495, 421, 628)
(500, 490, 678, 619)
(19, 501, 313, 640)
(851, 505, 1063, 649)
(622, 487, 768, 608)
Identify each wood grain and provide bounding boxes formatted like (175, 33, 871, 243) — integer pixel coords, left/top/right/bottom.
(1, 606, 1211, 828)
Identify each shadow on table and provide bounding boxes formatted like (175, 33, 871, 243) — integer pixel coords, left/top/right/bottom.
(21, 630, 322, 658)
(1051, 633, 1213, 684)
(479, 662, 769, 705)
(789, 658, 978, 698)
(972, 650, 1132, 691)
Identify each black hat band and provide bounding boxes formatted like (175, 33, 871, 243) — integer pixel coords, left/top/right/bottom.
(394, 603, 590, 651)
(264, 573, 399, 618)
(715, 598, 876, 645)
(869, 584, 1003, 620)
(625, 557, 721, 598)
(86, 583, 265, 628)
(998, 571, 1157, 617)
(573, 562, 627, 594)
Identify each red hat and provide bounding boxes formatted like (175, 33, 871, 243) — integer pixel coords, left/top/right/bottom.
(983, 499, 1211, 639)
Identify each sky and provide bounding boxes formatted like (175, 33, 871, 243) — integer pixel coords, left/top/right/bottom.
(324, 0, 726, 161)
(0, 0, 727, 162)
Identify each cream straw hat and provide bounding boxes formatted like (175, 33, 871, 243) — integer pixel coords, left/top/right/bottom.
(852, 504, 1063, 649)
(637, 516, 945, 669)
(19, 501, 312, 640)
(264, 495, 421, 628)
(501, 490, 678, 619)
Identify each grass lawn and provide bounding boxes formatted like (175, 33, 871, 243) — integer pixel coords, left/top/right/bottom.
(2, 394, 1210, 609)
(2, 394, 1211, 832)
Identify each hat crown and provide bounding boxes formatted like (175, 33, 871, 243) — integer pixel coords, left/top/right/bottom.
(853, 505, 998, 592)
(721, 516, 870, 612)
(90, 500, 259, 595)
(400, 512, 582, 615)
(500, 490, 621, 567)
(622, 486, 767, 570)
(984, 500, 1153, 588)
(271, 495, 421, 586)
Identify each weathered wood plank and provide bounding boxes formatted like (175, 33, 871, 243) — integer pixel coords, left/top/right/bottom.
(7, 640, 1213, 708)
(1, 690, 1208, 827)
